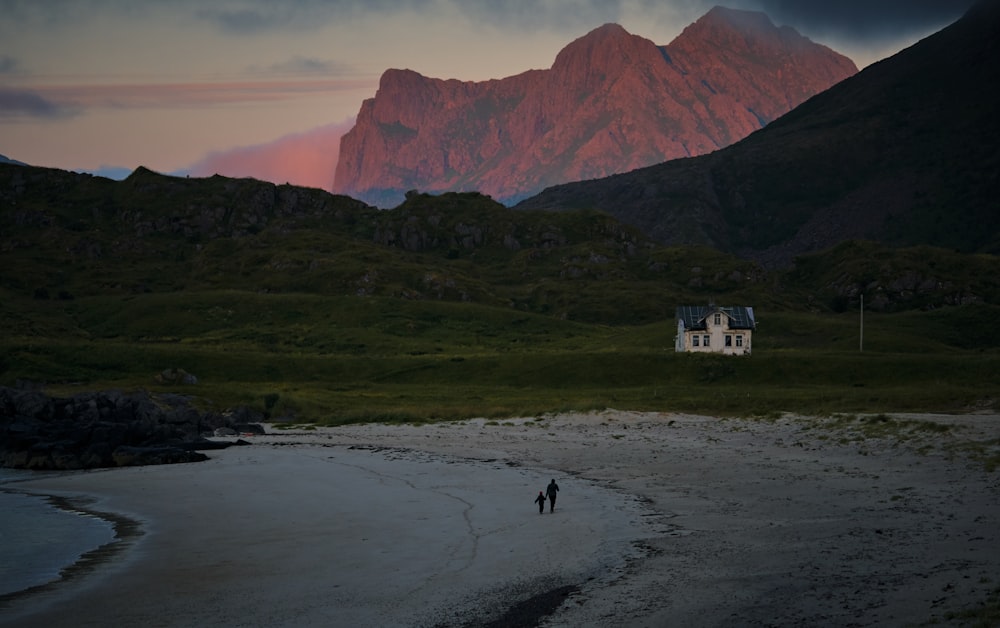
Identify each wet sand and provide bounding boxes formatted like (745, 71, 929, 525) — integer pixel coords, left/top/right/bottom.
(3, 411, 999, 627)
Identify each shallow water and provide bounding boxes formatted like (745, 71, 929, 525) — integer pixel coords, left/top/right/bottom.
(0, 469, 115, 597)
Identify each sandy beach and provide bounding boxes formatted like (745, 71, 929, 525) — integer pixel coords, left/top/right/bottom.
(2, 410, 998, 627)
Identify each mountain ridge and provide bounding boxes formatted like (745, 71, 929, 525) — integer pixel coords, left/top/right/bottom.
(516, 1, 1000, 267)
(0, 154, 28, 167)
(334, 6, 856, 207)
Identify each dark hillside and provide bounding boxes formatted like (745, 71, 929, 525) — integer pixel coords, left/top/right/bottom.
(3, 164, 1000, 419)
(3, 164, 998, 324)
(516, 1, 1000, 267)
(781, 241, 1000, 313)
(0, 165, 773, 324)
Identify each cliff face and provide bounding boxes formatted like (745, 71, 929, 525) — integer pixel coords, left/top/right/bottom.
(334, 6, 857, 207)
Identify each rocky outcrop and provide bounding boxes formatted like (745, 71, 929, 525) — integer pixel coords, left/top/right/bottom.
(334, 6, 857, 207)
(0, 387, 260, 470)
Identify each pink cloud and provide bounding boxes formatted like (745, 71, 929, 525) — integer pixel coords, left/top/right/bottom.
(188, 120, 353, 191)
(30, 79, 374, 109)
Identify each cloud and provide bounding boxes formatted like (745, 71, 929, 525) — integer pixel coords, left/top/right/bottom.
(740, 0, 975, 42)
(18, 79, 374, 111)
(454, 0, 977, 43)
(0, 0, 154, 27)
(196, 6, 300, 35)
(449, 0, 626, 31)
(253, 56, 356, 77)
(0, 87, 78, 119)
(0, 55, 17, 74)
(188, 120, 354, 191)
(193, 0, 671, 37)
(0, 0, 428, 35)
(195, 1, 435, 35)
(2, 0, 973, 45)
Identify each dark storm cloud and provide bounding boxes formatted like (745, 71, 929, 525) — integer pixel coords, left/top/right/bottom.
(747, 0, 976, 41)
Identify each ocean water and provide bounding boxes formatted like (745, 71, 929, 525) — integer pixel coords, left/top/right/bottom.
(0, 469, 116, 597)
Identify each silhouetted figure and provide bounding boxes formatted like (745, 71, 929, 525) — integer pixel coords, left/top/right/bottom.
(546, 479, 559, 513)
(534, 490, 545, 514)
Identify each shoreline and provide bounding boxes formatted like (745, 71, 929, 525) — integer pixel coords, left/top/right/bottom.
(0, 490, 143, 606)
(2, 410, 998, 626)
(3, 432, 651, 627)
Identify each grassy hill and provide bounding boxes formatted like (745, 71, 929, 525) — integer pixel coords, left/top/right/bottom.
(2, 164, 999, 422)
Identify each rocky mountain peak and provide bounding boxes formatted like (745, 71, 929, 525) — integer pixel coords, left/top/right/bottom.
(666, 5, 856, 114)
(334, 8, 857, 207)
(550, 22, 666, 88)
(693, 5, 780, 36)
(551, 23, 641, 65)
(670, 5, 848, 62)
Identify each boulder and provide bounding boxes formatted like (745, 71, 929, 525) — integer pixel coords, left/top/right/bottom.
(112, 446, 209, 466)
(155, 368, 198, 385)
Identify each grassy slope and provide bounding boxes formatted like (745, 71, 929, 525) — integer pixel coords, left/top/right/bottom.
(2, 167, 999, 423)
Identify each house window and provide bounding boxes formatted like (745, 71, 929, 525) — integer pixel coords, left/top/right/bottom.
(703, 335, 710, 347)
(714, 313, 721, 325)
(692, 336, 699, 347)
(736, 335, 743, 347)
(725, 335, 732, 347)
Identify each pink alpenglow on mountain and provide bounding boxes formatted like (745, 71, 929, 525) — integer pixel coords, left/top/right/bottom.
(333, 6, 857, 207)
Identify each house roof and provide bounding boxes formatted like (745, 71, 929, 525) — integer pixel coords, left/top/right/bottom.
(676, 305, 755, 330)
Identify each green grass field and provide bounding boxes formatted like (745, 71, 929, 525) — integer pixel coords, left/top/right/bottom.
(4, 289, 997, 424)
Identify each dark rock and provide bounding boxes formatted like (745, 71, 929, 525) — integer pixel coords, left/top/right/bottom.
(234, 423, 266, 435)
(0, 387, 252, 470)
(155, 368, 198, 385)
(224, 406, 264, 424)
(112, 446, 208, 466)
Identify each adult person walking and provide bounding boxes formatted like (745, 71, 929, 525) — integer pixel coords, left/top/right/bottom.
(546, 478, 559, 513)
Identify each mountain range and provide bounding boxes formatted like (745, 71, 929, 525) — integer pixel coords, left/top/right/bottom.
(2, 3, 998, 319)
(334, 6, 856, 207)
(517, 0, 1000, 267)
(0, 154, 28, 167)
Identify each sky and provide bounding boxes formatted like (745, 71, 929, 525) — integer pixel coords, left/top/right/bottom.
(0, 0, 975, 192)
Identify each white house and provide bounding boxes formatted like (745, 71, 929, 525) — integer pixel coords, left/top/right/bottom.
(675, 305, 756, 355)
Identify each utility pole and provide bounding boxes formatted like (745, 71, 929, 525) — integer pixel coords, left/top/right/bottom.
(860, 293, 864, 352)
